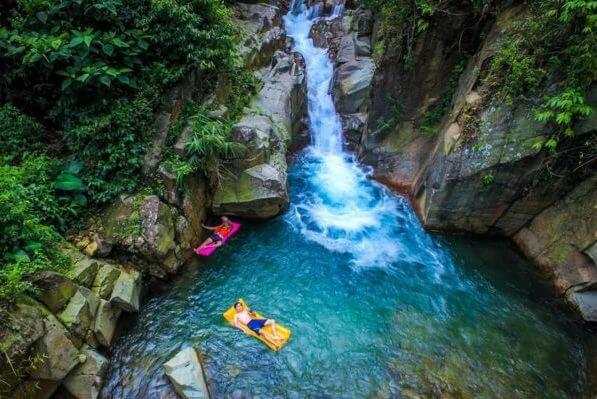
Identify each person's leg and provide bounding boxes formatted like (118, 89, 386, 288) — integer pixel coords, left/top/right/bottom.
(197, 237, 214, 250)
(259, 329, 281, 349)
(264, 319, 282, 340)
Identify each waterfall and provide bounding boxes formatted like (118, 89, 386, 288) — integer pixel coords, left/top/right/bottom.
(284, 2, 419, 268)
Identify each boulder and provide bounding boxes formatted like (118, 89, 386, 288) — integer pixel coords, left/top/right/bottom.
(333, 58, 374, 114)
(69, 255, 100, 288)
(163, 348, 210, 399)
(0, 299, 45, 392)
(213, 161, 288, 219)
(30, 314, 81, 381)
(93, 299, 121, 347)
(63, 346, 108, 399)
(109, 268, 142, 312)
(83, 234, 113, 258)
(58, 287, 99, 338)
(92, 263, 121, 300)
(140, 195, 177, 261)
(336, 35, 356, 64)
(568, 290, 597, 322)
(31, 271, 78, 313)
(354, 35, 371, 56)
(102, 195, 181, 275)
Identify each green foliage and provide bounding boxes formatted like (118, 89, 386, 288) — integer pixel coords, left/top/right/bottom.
(1, 0, 236, 204)
(419, 61, 467, 134)
(486, 0, 596, 151)
(0, 159, 71, 301)
(372, 96, 404, 136)
(0, 104, 44, 164)
(61, 93, 153, 203)
(481, 172, 495, 186)
(185, 110, 245, 185)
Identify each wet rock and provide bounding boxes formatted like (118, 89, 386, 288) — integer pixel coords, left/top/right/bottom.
(340, 112, 367, 150)
(163, 347, 210, 399)
(93, 299, 121, 347)
(63, 346, 108, 399)
(354, 35, 371, 56)
(514, 176, 597, 306)
(109, 268, 142, 313)
(336, 35, 356, 64)
(92, 263, 121, 300)
(30, 314, 81, 381)
(31, 271, 78, 313)
(568, 290, 597, 322)
(212, 51, 306, 219)
(333, 58, 374, 114)
(213, 161, 288, 219)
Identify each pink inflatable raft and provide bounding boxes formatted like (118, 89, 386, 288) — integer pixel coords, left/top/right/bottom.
(194, 222, 241, 256)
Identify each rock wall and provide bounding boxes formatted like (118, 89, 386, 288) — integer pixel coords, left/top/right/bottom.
(329, 1, 597, 323)
(514, 176, 597, 322)
(212, 4, 307, 219)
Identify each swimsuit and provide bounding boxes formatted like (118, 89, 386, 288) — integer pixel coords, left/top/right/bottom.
(211, 224, 231, 242)
(247, 319, 267, 334)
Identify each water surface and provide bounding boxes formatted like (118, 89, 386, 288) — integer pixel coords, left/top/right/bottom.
(101, 2, 590, 398)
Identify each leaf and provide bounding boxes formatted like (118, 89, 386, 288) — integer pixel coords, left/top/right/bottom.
(55, 172, 85, 191)
(102, 44, 114, 56)
(76, 73, 90, 82)
(61, 79, 73, 91)
(83, 35, 93, 47)
(99, 75, 111, 87)
(71, 193, 88, 207)
(36, 11, 48, 24)
(24, 241, 42, 251)
(65, 161, 83, 174)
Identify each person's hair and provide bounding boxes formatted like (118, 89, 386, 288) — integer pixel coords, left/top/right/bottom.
(234, 301, 242, 308)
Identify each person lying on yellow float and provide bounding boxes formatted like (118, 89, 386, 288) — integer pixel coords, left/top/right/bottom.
(223, 299, 291, 350)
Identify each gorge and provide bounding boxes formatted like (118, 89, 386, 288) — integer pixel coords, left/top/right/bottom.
(0, 0, 595, 398)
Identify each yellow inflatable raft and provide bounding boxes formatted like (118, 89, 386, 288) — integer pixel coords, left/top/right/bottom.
(222, 299, 291, 351)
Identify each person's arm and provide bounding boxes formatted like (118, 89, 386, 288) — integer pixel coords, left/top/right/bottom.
(233, 314, 240, 328)
(201, 223, 220, 231)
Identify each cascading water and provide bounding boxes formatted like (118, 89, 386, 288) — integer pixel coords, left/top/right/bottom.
(100, 3, 590, 398)
(285, 1, 416, 268)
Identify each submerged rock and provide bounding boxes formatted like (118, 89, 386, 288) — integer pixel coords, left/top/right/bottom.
(163, 347, 211, 399)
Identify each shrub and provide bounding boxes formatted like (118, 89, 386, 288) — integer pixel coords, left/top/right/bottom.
(0, 160, 71, 301)
(0, 104, 44, 164)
